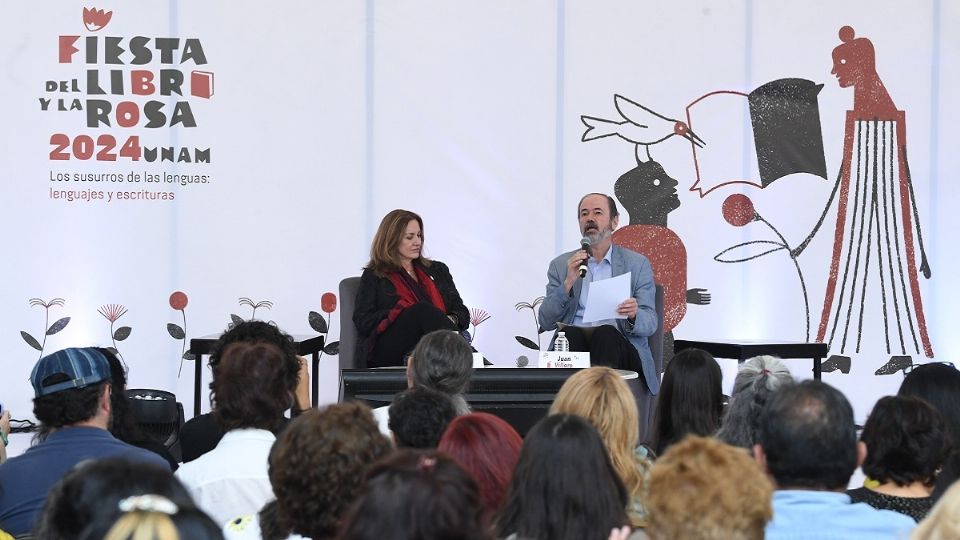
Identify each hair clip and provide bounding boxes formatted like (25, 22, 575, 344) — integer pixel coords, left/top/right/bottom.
(118, 495, 179, 515)
(418, 456, 437, 472)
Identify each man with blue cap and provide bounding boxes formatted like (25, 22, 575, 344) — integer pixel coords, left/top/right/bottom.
(0, 347, 169, 536)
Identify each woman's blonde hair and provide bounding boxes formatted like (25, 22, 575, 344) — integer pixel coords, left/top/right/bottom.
(913, 481, 960, 540)
(647, 436, 772, 540)
(104, 511, 180, 540)
(366, 209, 431, 276)
(550, 367, 647, 523)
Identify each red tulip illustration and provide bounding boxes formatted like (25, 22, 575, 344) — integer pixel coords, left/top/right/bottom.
(82, 7, 112, 32)
(308, 292, 341, 356)
(321, 292, 337, 314)
(167, 291, 193, 375)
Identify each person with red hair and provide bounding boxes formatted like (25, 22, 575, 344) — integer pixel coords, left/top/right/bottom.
(438, 413, 522, 522)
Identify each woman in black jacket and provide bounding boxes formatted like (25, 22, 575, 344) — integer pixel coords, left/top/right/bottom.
(354, 209, 469, 367)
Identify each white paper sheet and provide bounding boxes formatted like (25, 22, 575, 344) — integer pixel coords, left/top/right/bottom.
(581, 272, 631, 324)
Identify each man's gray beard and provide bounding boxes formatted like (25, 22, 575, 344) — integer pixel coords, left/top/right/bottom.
(584, 228, 613, 245)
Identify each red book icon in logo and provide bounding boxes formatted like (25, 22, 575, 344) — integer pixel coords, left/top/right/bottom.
(191, 71, 215, 99)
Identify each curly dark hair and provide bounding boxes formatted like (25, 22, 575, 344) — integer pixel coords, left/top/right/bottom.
(211, 341, 296, 432)
(33, 378, 106, 430)
(259, 403, 392, 540)
(861, 395, 946, 487)
(337, 449, 489, 540)
(208, 320, 299, 389)
(388, 387, 457, 449)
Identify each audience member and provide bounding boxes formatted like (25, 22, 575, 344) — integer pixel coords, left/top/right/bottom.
(497, 414, 631, 540)
(388, 387, 457, 449)
(99, 348, 179, 469)
(899, 362, 960, 501)
(848, 396, 944, 521)
(757, 380, 916, 539)
(0, 406, 8, 465)
(224, 403, 392, 540)
(36, 458, 194, 539)
(912, 480, 960, 540)
(437, 412, 522, 522)
(373, 329, 473, 435)
(550, 367, 652, 527)
(77, 494, 223, 540)
(716, 355, 794, 450)
(646, 435, 772, 540)
(176, 321, 301, 526)
(0, 348, 169, 536)
(337, 449, 489, 540)
(179, 321, 308, 463)
(652, 348, 723, 455)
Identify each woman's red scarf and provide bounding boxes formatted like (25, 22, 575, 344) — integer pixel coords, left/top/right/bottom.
(375, 265, 447, 334)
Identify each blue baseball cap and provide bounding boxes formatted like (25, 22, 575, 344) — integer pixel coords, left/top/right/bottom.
(31, 348, 111, 397)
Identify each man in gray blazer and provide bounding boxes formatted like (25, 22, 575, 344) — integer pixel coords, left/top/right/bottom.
(539, 193, 660, 416)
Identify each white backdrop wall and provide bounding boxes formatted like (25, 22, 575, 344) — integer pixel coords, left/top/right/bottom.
(1, 0, 957, 425)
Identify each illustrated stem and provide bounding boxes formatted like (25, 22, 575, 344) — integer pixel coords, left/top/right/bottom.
(530, 310, 540, 349)
(760, 217, 811, 341)
(178, 309, 188, 377)
(39, 307, 50, 360)
(110, 320, 126, 368)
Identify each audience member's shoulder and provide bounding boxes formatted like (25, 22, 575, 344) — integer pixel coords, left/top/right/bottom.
(180, 413, 225, 463)
(119, 438, 173, 470)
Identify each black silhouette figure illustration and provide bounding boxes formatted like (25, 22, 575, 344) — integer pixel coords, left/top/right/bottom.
(582, 94, 705, 163)
(580, 95, 712, 363)
(791, 26, 933, 376)
(611, 162, 711, 352)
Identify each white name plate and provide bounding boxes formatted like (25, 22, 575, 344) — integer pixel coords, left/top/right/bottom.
(472, 352, 485, 368)
(537, 351, 590, 369)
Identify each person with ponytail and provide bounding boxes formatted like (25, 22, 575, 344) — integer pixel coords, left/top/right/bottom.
(79, 494, 223, 540)
(716, 355, 795, 450)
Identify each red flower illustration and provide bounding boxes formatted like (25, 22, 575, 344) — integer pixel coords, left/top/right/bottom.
(83, 7, 113, 31)
(169, 291, 188, 310)
(98, 304, 128, 322)
(722, 194, 757, 227)
(321, 292, 337, 314)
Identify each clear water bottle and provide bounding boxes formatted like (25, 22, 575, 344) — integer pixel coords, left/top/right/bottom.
(554, 331, 569, 352)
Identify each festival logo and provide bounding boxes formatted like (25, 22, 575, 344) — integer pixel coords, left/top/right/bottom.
(44, 6, 215, 202)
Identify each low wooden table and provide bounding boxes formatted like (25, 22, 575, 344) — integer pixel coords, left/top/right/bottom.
(674, 339, 829, 380)
(189, 334, 325, 416)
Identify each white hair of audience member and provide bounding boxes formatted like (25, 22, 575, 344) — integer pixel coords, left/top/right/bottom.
(715, 355, 795, 449)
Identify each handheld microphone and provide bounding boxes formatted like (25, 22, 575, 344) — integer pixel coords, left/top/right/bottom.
(578, 236, 592, 278)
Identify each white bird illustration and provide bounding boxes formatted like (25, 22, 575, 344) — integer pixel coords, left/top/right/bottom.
(581, 94, 705, 162)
